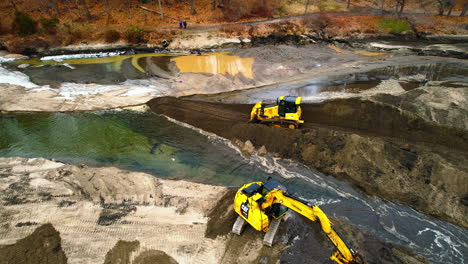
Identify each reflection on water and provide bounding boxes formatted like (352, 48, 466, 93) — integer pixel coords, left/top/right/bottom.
(11, 51, 255, 86)
(172, 52, 254, 78)
(17, 53, 182, 86)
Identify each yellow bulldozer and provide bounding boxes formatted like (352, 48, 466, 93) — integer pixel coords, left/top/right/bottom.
(249, 96, 304, 129)
(232, 177, 364, 264)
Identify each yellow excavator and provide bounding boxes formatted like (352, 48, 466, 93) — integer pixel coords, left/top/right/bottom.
(232, 178, 363, 264)
(249, 96, 304, 129)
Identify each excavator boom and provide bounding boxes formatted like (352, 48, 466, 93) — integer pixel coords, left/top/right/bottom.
(263, 190, 358, 263)
(233, 178, 363, 264)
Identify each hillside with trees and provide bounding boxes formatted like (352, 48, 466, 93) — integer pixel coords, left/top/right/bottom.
(0, 0, 467, 52)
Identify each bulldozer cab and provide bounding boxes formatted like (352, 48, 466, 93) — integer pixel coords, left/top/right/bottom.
(278, 96, 299, 117)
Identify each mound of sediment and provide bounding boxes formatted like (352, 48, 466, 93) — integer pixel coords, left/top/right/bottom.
(0, 223, 67, 264)
(0, 157, 427, 263)
(0, 157, 227, 264)
(147, 96, 468, 227)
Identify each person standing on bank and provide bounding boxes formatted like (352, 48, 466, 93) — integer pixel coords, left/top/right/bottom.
(179, 20, 183, 29)
(183, 19, 187, 29)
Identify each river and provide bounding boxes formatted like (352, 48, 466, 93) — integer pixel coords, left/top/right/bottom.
(0, 110, 466, 264)
(0, 51, 467, 263)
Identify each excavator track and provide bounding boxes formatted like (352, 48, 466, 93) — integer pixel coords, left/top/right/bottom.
(231, 215, 247, 235)
(260, 119, 298, 129)
(263, 218, 282, 247)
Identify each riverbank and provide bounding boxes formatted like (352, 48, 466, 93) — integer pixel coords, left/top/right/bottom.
(0, 157, 427, 264)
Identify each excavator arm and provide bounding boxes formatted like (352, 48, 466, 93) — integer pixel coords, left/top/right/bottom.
(262, 190, 362, 264)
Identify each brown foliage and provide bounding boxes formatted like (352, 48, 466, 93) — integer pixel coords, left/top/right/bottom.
(5, 37, 49, 54)
(221, 0, 280, 21)
(104, 29, 120, 43)
(219, 24, 250, 37)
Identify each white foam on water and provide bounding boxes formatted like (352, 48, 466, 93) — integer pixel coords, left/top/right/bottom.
(417, 228, 464, 259)
(61, 63, 76, 70)
(380, 220, 413, 244)
(40, 52, 124, 62)
(0, 65, 38, 88)
(0, 56, 16, 63)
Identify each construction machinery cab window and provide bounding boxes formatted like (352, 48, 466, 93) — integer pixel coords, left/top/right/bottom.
(278, 97, 298, 117)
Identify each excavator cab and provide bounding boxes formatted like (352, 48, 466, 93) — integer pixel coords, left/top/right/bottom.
(232, 178, 364, 264)
(278, 96, 298, 117)
(250, 96, 304, 129)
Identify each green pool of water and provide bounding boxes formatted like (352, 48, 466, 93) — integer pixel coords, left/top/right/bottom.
(0, 111, 265, 186)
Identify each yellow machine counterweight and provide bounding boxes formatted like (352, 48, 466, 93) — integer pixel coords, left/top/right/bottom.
(232, 178, 364, 264)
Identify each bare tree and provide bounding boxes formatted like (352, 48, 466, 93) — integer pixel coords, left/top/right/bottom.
(445, 0, 455, 16)
(78, 0, 92, 20)
(125, 0, 132, 18)
(461, 2, 468, 16)
(304, 0, 311, 14)
(158, 0, 164, 19)
(380, 0, 385, 14)
(191, 0, 197, 14)
(105, 0, 111, 25)
(395, 0, 406, 15)
(347, 0, 351, 9)
(435, 0, 455, 16)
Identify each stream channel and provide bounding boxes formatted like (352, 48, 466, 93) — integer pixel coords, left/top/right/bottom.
(0, 52, 467, 264)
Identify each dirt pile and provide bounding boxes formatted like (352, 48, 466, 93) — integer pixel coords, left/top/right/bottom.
(147, 96, 468, 227)
(0, 157, 227, 264)
(104, 240, 179, 264)
(0, 223, 67, 264)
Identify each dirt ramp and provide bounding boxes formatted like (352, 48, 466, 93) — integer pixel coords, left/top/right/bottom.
(0, 223, 67, 264)
(147, 97, 468, 227)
